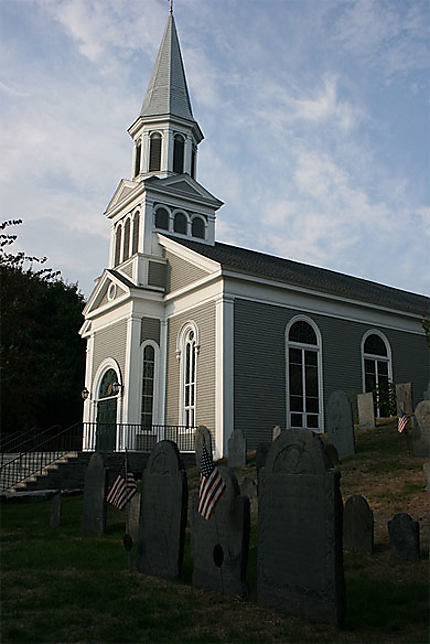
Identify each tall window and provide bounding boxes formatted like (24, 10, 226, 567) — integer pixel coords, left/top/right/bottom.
(191, 146, 196, 179)
(141, 345, 155, 427)
(178, 325, 198, 427)
(174, 212, 187, 234)
(362, 331, 392, 417)
(134, 139, 141, 176)
(173, 134, 185, 174)
(191, 216, 205, 239)
(149, 133, 162, 171)
(155, 207, 169, 230)
(286, 318, 322, 431)
(123, 218, 131, 261)
(132, 212, 139, 255)
(114, 225, 122, 266)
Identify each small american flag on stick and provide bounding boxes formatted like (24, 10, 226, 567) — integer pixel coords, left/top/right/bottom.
(198, 446, 226, 521)
(106, 456, 137, 510)
(397, 410, 409, 433)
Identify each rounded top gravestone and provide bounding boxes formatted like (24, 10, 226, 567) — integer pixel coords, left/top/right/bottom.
(194, 426, 213, 468)
(326, 390, 355, 457)
(146, 438, 182, 475)
(265, 429, 331, 475)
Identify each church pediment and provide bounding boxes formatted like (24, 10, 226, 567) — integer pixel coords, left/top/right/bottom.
(153, 174, 223, 207)
(105, 180, 139, 215)
(83, 270, 129, 318)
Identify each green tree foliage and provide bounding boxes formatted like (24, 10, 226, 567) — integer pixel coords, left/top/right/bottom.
(0, 220, 86, 434)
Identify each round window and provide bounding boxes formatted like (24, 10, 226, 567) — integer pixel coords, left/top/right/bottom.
(107, 283, 117, 301)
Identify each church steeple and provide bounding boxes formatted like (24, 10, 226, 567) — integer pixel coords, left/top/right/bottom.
(128, 12, 203, 180)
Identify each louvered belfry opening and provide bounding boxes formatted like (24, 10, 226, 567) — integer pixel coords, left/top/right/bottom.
(173, 134, 184, 173)
(149, 133, 162, 171)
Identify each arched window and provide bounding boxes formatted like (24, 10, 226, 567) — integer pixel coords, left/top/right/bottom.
(191, 216, 205, 239)
(134, 139, 141, 177)
(132, 212, 139, 255)
(149, 133, 162, 171)
(177, 323, 199, 427)
(286, 317, 322, 432)
(362, 331, 392, 417)
(155, 207, 169, 230)
(173, 134, 185, 174)
(191, 146, 196, 179)
(114, 225, 122, 266)
(123, 218, 131, 261)
(174, 212, 187, 235)
(141, 345, 155, 427)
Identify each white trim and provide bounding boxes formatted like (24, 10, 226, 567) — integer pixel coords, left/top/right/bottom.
(285, 315, 324, 433)
(87, 358, 123, 451)
(176, 321, 199, 427)
(139, 339, 161, 426)
(361, 329, 393, 417)
(159, 319, 168, 426)
(215, 296, 235, 460)
(158, 234, 220, 272)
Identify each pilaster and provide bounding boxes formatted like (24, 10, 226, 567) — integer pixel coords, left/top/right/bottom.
(215, 296, 235, 459)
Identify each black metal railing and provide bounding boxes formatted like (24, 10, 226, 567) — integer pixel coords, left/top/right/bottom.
(82, 422, 197, 453)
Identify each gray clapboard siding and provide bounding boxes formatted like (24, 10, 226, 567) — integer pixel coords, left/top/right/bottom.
(93, 319, 128, 380)
(148, 261, 167, 288)
(234, 299, 427, 449)
(166, 251, 208, 293)
(141, 317, 161, 345)
(166, 301, 216, 433)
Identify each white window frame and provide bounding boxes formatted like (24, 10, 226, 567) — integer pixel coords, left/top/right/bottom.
(176, 322, 200, 429)
(361, 329, 392, 418)
(139, 339, 160, 428)
(285, 315, 324, 433)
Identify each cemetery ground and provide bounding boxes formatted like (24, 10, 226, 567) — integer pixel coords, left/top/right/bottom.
(1, 420, 428, 643)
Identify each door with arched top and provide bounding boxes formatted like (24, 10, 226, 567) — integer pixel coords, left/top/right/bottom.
(96, 369, 118, 451)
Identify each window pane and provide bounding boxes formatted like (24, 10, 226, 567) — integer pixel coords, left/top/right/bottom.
(289, 363, 303, 395)
(365, 372, 376, 393)
(305, 365, 318, 396)
(155, 208, 169, 230)
(291, 413, 303, 428)
(378, 361, 388, 376)
(307, 414, 319, 428)
(289, 321, 317, 344)
(99, 369, 117, 398)
(364, 334, 387, 356)
(289, 348, 302, 365)
(192, 217, 205, 239)
(290, 395, 303, 412)
(174, 213, 187, 234)
(306, 396, 319, 413)
(305, 350, 317, 366)
(365, 359, 376, 375)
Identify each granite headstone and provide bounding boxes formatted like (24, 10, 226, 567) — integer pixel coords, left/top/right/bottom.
(357, 392, 375, 429)
(195, 425, 213, 468)
(50, 492, 61, 528)
(191, 467, 250, 597)
(343, 495, 374, 553)
(327, 390, 355, 457)
(82, 452, 108, 537)
(240, 477, 258, 499)
(228, 429, 247, 468)
(412, 400, 430, 457)
(396, 382, 413, 415)
(388, 513, 420, 561)
(258, 430, 345, 625)
(136, 440, 187, 579)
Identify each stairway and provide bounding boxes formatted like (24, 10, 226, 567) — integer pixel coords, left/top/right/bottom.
(1, 452, 94, 493)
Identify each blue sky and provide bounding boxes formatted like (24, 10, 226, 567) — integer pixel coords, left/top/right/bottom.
(1, 0, 429, 298)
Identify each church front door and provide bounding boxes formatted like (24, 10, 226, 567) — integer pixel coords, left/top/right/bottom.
(96, 369, 118, 451)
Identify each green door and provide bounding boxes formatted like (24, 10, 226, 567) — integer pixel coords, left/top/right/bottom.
(96, 369, 118, 451)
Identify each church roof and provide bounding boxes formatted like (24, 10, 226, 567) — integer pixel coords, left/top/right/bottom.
(167, 237, 429, 316)
(141, 14, 194, 121)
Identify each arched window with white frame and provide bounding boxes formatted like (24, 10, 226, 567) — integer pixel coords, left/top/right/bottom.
(140, 340, 160, 428)
(361, 330, 392, 417)
(123, 218, 131, 261)
(177, 322, 199, 428)
(132, 211, 140, 255)
(114, 224, 122, 266)
(286, 316, 323, 432)
(154, 206, 170, 231)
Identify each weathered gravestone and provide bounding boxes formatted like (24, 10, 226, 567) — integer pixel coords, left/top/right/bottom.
(423, 380, 430, 401)
(258, 430, 345, 625)
(50, 492, 61, 528)
(82, 452, 108, 537)
(343, 495, 374, 553)
(136, 441, 187, 579)
(272, 425, 282, 441)
(412, 400, 430, 457)
(423, 463, 430, 493)
(228, 428, 247, 468)
(325, 443, 341, 467)
(357, 392, 375, 429)
(191, 467, 250, 597)
(396, 382, 413, 415)
(126, 491, 141, 543)
(195, 425, 213, 467)
(327, 391, 355, 457)
(388, 513, 420, 561)
(240, 477, 258, 500)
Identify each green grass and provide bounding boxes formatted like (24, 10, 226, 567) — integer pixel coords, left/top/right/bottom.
(1, 421, 429, 643)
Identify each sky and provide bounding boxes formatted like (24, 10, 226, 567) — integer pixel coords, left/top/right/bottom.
(1, 0, 429, 299)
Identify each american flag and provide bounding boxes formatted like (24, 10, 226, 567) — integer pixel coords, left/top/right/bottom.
(397, 410, 409, 433)
(198, 446, 226, 521)
(106, 457, 137, 510)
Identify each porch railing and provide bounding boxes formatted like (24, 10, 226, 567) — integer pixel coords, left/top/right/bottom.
(82, 423, 197, 453)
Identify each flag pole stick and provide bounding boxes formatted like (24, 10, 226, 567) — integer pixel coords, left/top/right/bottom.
(125, 447, 132, 570)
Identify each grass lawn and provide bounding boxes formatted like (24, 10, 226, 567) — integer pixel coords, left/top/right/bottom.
(1, 420, 428, 643)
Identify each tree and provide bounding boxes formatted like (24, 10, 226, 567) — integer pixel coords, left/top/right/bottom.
(0, 220, 86, 435)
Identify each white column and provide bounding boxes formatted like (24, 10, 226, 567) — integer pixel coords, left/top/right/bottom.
(215, 296, 235, 459)
(82, 332, 95, 449)
(131, 140, 137, 179)
(122, 315, 142, 451)
(161, 127, 171, 174)
(184, 134, 193, 175)
(159, 319, 169, 431)
(142, 131, 150, 173)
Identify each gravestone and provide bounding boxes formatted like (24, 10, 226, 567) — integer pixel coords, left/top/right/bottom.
(126, 491, 141, 543)
(191, 467, 250, 597)
(357, 392, 375, 429)
(228, 429, 247, 468)
(50, 492, 61, 528)
(327, 390, 355, 457)
(343, 495, 374, 553)
(256, 442, 270, 478)
(388, 513, 420, 561)
(136, 441, 187, 579)
(423, 463, 430, 493)
(396, 382, 413, 415)
(82, 452, 108, 537)
(272, 425, 282, 441)
(195, 425, 213, 468)
(240, 477, 258, 499)
(258, 430, 345, 625)
(423, 380, 430, 401)
(412, 400, 430, 457)
(325, 443, 341, 467)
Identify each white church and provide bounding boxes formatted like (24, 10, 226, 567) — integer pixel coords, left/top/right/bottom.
(80, 11, 428, 458)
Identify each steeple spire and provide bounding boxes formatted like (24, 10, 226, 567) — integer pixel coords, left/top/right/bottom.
(141, 13, 193, 122)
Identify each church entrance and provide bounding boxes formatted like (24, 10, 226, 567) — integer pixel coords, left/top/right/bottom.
(96, 368, 118, 451)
